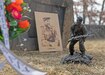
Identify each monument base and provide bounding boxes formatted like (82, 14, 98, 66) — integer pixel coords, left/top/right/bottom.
(61, 52, 93, 65)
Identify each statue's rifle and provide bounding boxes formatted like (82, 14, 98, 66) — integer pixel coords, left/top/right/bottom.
(68, 34, 93, 42)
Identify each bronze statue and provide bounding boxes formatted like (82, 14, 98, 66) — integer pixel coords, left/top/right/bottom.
(61, 16, 93, 65)
(69, 16, 87, 56)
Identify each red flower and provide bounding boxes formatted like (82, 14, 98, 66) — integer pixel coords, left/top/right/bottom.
(14, 0, 23, 5)
(6, 3, 23, 12)
(11, 9, 22, 20)
(18, 20, 30, 29)
(6, 4, 13, 12)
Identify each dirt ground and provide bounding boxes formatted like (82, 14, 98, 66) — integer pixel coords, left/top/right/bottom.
(0, 40, 105, 75)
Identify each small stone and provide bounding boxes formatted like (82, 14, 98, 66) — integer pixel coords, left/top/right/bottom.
(24, 48, 27, 51)
(20, 43, 24, 47)
(23, 38, 27, 41)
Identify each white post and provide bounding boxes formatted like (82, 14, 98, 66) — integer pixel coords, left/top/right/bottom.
(0, 0, 46, 75)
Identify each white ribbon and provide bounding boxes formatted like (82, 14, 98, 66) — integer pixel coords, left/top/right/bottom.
(0, 60, 6, 70)
(0, 0, 10, 49)
(0, 1, 46, 75)
(0, 0, 10, 70)
(0, 41, 46, 75)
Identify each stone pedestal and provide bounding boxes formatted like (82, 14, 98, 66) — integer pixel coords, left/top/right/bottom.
(61, 52, 93, 65)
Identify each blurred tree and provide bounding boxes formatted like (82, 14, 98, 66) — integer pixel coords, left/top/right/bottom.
(101, 10, 105, 25)
(83, 0, 88, 24)
(99, 0, 105, 25)
(73, 0, 100, 25)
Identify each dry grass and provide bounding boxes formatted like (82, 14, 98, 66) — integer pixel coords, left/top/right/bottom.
(0, 40, 105, 75)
